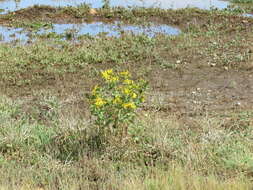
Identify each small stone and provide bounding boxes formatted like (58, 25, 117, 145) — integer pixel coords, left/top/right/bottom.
(224, 66, 228, 71)
(235, 102, 241, 106)
(176, 60, 181, 64)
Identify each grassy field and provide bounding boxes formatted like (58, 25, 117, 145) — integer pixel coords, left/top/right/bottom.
(0, 3, 253, 190)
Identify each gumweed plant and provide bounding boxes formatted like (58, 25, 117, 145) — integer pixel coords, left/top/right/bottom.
(87, 69, 148, 140)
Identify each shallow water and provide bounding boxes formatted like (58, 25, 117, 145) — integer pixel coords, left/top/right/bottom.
(0, 22, 181, 43)
(0, 0, 230, 14)
(0, 26, 29, 42)
(243, 13, 253, 18)
(50, 22, 180, 37)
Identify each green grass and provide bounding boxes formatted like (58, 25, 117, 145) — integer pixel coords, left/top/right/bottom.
(0, 94, 253, 189)
(232, 0, 253, 3)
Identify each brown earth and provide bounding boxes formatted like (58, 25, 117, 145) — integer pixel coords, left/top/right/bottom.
(0, 6, 252, 117)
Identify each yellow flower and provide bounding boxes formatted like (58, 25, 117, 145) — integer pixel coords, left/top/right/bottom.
(105, 69, 113, 74)
(122, 102, 136, 109)
(131, 92, 137, 99)
(101, 69, 113, 81)
(120, 70, 130, 77)
(94, 97, 106, 107)
(111, 76, 119, 82)
(123, 88, 131, 95)
(101, 69, 119, 83)
(113, 96, 122, 105)
(123, 79, 134, 85)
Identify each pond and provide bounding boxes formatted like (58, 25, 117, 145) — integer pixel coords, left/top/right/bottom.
(1, 0, 251, 43)
(0, 0, 230, 14)
(0, 21, 181, 43)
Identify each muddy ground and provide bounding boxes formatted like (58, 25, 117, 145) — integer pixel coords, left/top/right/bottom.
(0, 6, 252, 117)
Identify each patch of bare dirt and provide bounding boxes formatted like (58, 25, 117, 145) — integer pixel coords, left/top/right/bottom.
(146, 66, 253, 115)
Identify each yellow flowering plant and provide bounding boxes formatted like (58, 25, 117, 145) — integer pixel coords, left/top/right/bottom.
(87, 69, 148, 139)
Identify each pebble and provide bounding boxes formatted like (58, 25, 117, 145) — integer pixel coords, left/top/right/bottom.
(176, 60, 181, 64)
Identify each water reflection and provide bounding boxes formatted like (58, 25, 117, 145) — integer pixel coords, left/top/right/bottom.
(48, 22, 180, 37)
(0, 0, 230, 14)
(110, 0, 229, 9)
(243, 13, 253, 18)
(0, 21, 181, 43)
(0, 25, 28, 42)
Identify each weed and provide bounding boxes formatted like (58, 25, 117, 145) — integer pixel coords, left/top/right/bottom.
(87, 69, 148, 141)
